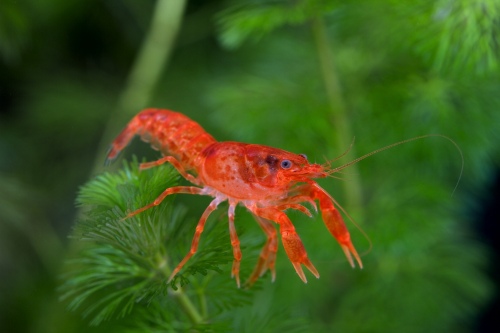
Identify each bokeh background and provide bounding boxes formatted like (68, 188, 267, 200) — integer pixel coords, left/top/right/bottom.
(1, 0, 499, 332)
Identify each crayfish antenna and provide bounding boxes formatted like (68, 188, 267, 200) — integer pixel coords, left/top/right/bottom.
(329, 134, 464, 198)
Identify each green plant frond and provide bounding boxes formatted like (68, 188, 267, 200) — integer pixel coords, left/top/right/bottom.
(121, 299, 233, 333)
(217, 0, 336, 49)
(224, 299, 313, 333)
(61, 159, 246, 326)
(60, 242, 166, 325)
(204, 274, 255, 315)
(430, 0, 500, 75)
(77, 157, 180, 211)
(167, 218, 240, 289)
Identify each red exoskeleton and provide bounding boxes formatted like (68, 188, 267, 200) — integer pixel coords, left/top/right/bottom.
(106, 109, 461, 287)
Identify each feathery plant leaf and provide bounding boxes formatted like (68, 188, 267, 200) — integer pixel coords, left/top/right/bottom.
(121, 298, 233, 333)
(60, 159, 236, 326)
(217, 0, 336, 49)
(416, 0, 500, 75)
(433, 0, 500, 74)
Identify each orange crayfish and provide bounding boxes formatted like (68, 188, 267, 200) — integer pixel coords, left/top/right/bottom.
(107, 109, 459, 287)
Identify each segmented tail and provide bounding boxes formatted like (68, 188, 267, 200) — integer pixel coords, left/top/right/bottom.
(105, 109, 217, 170)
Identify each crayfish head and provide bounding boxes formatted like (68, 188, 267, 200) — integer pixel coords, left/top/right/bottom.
(243, 144, 328, 188)
(272, 152, 328, 183)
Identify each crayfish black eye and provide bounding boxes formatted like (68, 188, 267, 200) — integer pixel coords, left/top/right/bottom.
(281, 160, 292, 169)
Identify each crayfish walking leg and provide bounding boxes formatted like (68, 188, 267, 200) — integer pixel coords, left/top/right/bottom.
(168, 197, 222, 283)
(228, 201, 242, 287)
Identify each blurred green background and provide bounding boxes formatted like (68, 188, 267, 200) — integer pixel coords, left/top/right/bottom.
(1, 0, 499, 332)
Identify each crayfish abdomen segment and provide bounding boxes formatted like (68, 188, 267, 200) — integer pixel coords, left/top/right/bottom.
(106, 109, 217, 169)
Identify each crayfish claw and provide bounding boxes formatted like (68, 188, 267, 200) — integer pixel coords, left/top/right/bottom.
(280, 228, 320, 283)
(341, 243, 363, 269)
(305, 260, 320, 279)
(291, 259, 319, 283)
(292, 262, 308, 283)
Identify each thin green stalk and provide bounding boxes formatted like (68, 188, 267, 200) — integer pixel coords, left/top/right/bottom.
(196, 281, 209, 319)
(92, 0, 187, 174)
(157, 254, 205, 325)
(172, 289, 205, 325)
(311, 16, 364, 218)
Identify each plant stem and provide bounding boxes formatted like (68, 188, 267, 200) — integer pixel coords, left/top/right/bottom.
(195, 279, 209, 318)
(92, 0, 187, 174)
(157, 254, 205, 325)
(116, 0, 187, 120)
(311, 16, 364, 218)
(198, 288, 209, 319)
(172, 289, 205, 324)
